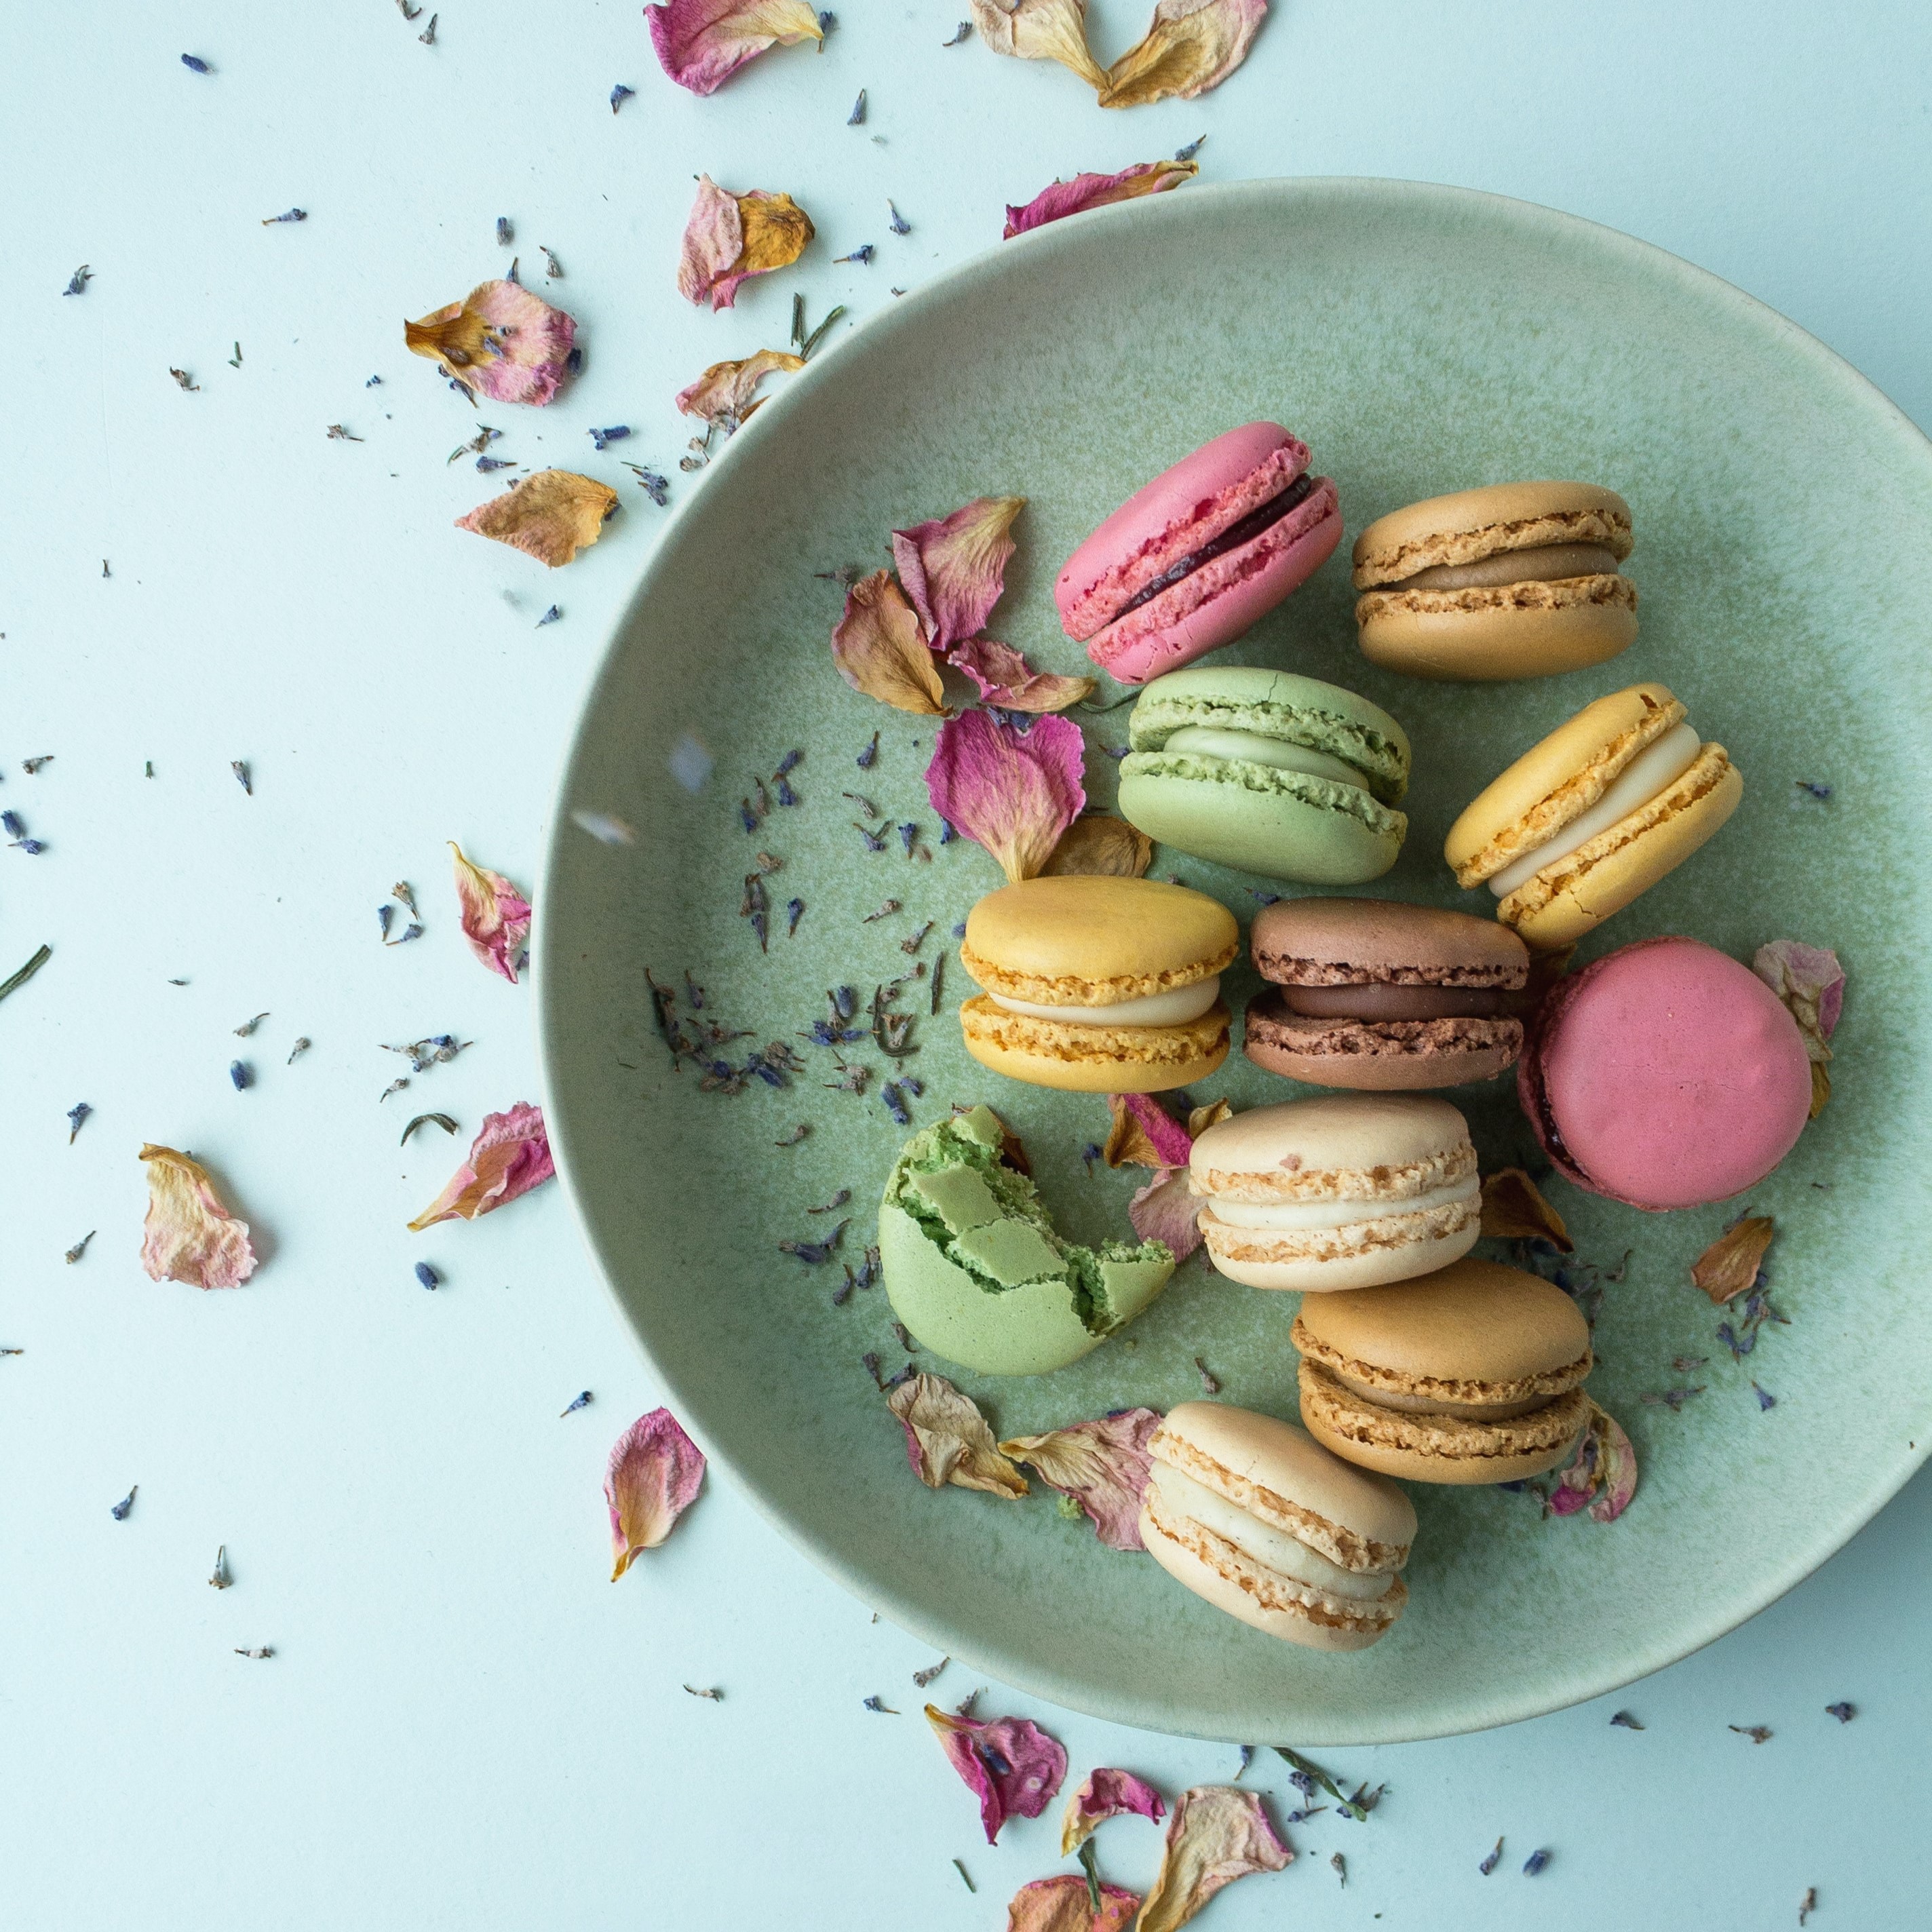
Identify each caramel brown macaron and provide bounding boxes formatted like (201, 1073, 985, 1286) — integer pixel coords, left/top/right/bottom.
(1352, 482, 1636, 680)
(1245, 897, 1530, 1089)
(1294, 1259, 1593, 1484)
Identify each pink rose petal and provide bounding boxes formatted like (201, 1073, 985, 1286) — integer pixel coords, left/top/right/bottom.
(676, 176, 814, 311)
(1098, 0, 1268, 109)
(449, 841, 531, 984)
(404, 279, 577, 406)
(1060, 1766, 1167, 1853)
(1547, 1402, 1638, 1524)
(946, 638, 1095, 713)
(1128, 1167, 1203, 1262)
(1753, 940, 1845, 1053)
(674, 347, 805, 427)
(604, 1408, 707, 1578)
(646, 0, 824, 95)
(891, 496, 1026, 650)
(999, 1409, 1161, 1551)
(926, 710, 1085, 883)
(832, 571, 948, 716)
(406, 1102, 555, 1231)
(888, 1372, 1028, 1498)
(1006, 1874, 1140, 1932)
(925, 1702, 1068, 1843)
(1137, 1785, 1292, 1932)
(138, 1144, 257, 1289)
(1104, 1092, 1195, 1169)
(1004, 159, 1197, 239)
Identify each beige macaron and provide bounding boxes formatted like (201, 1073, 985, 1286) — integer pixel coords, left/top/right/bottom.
(1444, 681, 1742, 950)
(1189, 1094, 1481, 1291)
(1352, 482, 1636, 680)
(1140, 1402, 1416, 1650)
(1294, 1259, 1593, 1484)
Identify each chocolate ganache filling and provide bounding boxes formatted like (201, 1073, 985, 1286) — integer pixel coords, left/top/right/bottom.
(1280, 982, 1507, 1022)
(1114, 471, 1321, 619)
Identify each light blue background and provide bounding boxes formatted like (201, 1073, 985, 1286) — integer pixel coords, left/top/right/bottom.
(5, 2, 1929, 1926)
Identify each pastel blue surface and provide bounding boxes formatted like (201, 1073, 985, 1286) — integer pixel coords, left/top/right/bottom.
(5, 1, 1929, 1927)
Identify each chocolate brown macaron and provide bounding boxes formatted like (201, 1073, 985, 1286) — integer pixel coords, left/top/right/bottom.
(1292, 1258, 1593, 1484)
(1245, 897, 1530, 1089)
(1352, 482, 1636, 680)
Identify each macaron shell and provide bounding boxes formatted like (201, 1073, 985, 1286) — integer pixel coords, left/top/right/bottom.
(1250, 895, 1527, 984)
(1189, 1092, 1474, 1199)
(1243, 990, 1524, 1089)
(1351, 481, 1634, 588)
(1199, 1201, 1480, 1290)
(960, 994, 1230, 1094)
(1355, 575, 1638, 681)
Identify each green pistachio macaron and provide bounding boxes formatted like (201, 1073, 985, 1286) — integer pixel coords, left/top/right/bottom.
(1116, 665, 1411, 883)
(880, 1104, 1176, 1376)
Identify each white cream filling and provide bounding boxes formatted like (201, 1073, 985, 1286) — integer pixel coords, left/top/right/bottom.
(990, 975, 1220, 1030)
(1148, 1462, 1394, 1600)
(1490, 722, 1701, 898)
(1162, 726, 1366, 790)
(1201, 1174, 1479, 1231)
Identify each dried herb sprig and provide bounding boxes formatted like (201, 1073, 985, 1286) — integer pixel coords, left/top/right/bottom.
(1272, 1746, 1383, 1821)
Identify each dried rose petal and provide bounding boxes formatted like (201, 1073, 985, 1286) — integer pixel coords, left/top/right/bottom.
(407, 1102, 555, 1230)
(1137, 1785, 1292, 1932)
(1547, 1401, 1638, 1524)
(405, 279, 577, 406)
(1129, 1167, 1202, 1261)
(605, 1408, 707, 1578)
(892, 496, 1026, 651)
(832, 572, 948, 716)
(999, 1408, 1161, 1550)
(888, 1372, 1028, 1498)
(646, 0, 824, 95)
(925, 1702, 1068, 1843)
(1479, 1167, 1573, 1252)
(1691, 1216, 1774, 1306)
(456, 470, 618, 568)
(1185, 1098, 1232, 1138)
(674, 347, 805, 427)
(1099, 0, 1267, 108)
(449, 841, 532, 984)
(138, 1144, 257, 1289)
(1005, 159, 1197, 238)
(969, 0, 1107, 87)
(1041, 815, 1153, 878)
(1754, 940, 1844, 1117)
(926, 710, 1085, 883)
(1060, 1766, 1167, 1853)
(676, 175, 815, 311)
(1103, 1092, 1193, 1169)
(1006, 1875, 1140, 1932)
(947, 638, 1095, 713)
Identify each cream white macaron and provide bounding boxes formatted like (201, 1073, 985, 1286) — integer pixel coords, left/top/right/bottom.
(1139, 1402, 1417, 1650)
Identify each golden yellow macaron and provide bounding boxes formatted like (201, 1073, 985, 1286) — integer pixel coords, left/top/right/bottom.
(1352, 481, 1637, 681)
(959, 875, 1238, 1093)
(1444, 681, 1742, 950)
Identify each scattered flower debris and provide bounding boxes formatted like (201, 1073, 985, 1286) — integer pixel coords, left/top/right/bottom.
(407, 279, 577, 406)
(1480, 1167, 1573, 1250)
(606, 1408, 707, 1577)
(912, 1657, 950, 1688)
(775, 1123, 810, 1146)
(0, 944, 52, 1004)
(1693, 1215, 1774, 1304)
(407, 1102, 554, 1229)
(414, 1261, 440, 1290)
(1754, 940, 1844, 1117)
(1794, 781, 1832, 801)
(536, 604, 562, 627)
(779, 1219, 848, 1263)
(539, 246, 563, 279)
(63, 265, 92, 296)
(1271, 1747, 1379, 1823)
(943, 19, 971, 41)
(457, 470, 617, 567)
(1480, 1837, 1504, 1876)
(1642, 1385, 1706, 1412)
(1546, 1402, 1637, 1522)
(111, 1486, 138, 1520)
(208, 1546, 231, 1588)
(588, 425, 630, 449)
(1730, 1724, 1773, 1744)
(229, 1061, 252, 1091)
(385, 1035, 469, 1075)
(1005, 157, 1197, 237)
(1330, 1853, 1347, 1885)
(1523, 1848, 1551, 1876)
(610, 83, 636, 111)
(864, 1694, 898, 1713)
(65, 1231, 96, 1264)
(948, 637, 1096, 713)
(1826, 1701, 1855, 1722)
(22, 757, 53, 775)
(233, 1013, 269, 1037)
(140, 1144, 257, 1289)
(418, 12, 438, 42)
(67, 1102, 92, 1144)
(887, 199, 912, 234)
(836, 244, 875, 265)
(326, 424, 363, 440)
(847, 88, 866, 123)
(952, 1859, 975, 1893)
(1753, 1380, 1776, 1410)
(684, 1683, 722, 1699)
(450, 843, 533, 983)
(261, 208, 307, 225)
(1800, 1887, 1817, 1925)
(235, 1646, 274, 1660)
(1194, 1357, 1220, 1395)
(925, 1701, 1066, 1843)
(1175, 132, 1206, 159)
(646, 0, 826, 96)
(892, 494, 1024, 649)
(231, 760, 252, 794)
(170, 367, 199, 391)
(497, 217, 514, 246)
(624, 463, 671, 505)
(561, 1391, 593, 1416)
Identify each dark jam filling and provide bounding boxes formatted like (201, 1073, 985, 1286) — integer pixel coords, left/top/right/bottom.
(1113, 471, 1319, 620)
(1279, 982, 1507, 1022)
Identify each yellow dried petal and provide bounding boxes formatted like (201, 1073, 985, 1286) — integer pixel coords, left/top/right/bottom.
(1691, 1216, 1774, 1306)
(1480, 1167, 1573, 1252)
(830, 571, 948, 715)
(1099, 0, 1267, 109)
(969, 0, 1107, 87)
(1040, 814, 1152, 877)
(455, 470, 618, 568)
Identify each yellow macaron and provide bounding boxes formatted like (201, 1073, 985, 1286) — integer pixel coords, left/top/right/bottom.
(1445, 681, 1742, 950)
(959, 876, 1238, 1093)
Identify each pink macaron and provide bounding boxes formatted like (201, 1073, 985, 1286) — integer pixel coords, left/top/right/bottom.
(1056, 423, 1342, 684)
(1518, 937, 1813, 1211)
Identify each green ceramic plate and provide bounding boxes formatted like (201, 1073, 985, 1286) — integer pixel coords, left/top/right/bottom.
(538, 179, 1932, 1744)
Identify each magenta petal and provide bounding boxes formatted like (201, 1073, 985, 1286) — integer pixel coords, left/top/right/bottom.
(925, 1703, 1068, 1843)
(891, 496, 1025, 649)
(1114, 1093, 1195, 1168)
(1004, 159, 1197, 239)
(646, 0, 824, 95)
(1546, 1402, 1638, 1525)
(926, 710, 1085, 883)
(1128, 1167, 1202, 1262)
(1062, 1766, 1167, 1853)
(605, 1408, 707, 1578)
(946, 638, 1095, 713)
(407, 1102, 555, 1230)
(999, 1409, 1161, 1551)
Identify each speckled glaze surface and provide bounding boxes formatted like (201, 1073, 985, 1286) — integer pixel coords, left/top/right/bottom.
(537, 179, 1932, 1745)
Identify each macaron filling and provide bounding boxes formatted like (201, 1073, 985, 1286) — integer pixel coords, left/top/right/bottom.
(1488, 721, 1703, 897)
(1277, 982, 1506, 1020)
(1108, 471, 1321, 619)
(1320, 1370, 1558, 1423)
(987, 975, 1221, 1030)
(1385, 541, 1623, 592)
(1159, 726, 1367, 790)
(1202, 1174, 1480, 1231)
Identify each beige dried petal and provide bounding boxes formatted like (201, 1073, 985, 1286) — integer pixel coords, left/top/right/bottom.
(969, 0, 1107, 86)
(1480, 1168, 1573, 1252)
(1099, 0, 1267, 109)
(887, 1372, 1028, 1498)
(1040, 813, 1153, 877)
(1691, 1216, 1774, 1305)
(831, 571, 948, 715)
(455, 470, 618, 568)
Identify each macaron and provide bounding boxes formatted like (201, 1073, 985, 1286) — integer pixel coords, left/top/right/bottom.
(1189, 1094, 1480, 1290)
(1446, 682, 1742, 950)
(1519, 935, 1813, 1210)
(1117, 665, 1410, 883)
(1140, 1403, 1416, 1651)
(958, 875, 1238, 1094)
(880, 1104, 1175, 1375)
(1056, 423, 1343, 685)
(1351, 482, 1638, 680)
(1245, 897, 1530, 1089)
(1294, 1260, 1594, 1484)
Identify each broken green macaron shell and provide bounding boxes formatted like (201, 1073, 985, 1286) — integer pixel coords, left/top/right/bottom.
(881, 1105, 1176, 1376)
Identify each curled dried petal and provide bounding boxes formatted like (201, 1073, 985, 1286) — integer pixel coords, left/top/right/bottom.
(1129, 1167, 1201, 1261)
(926, 710, 1085, 883)
(677, 175, 815, 311)
(1754, 940, 1844, 1117)
(1041, 813, 1153, 877)
(1098, 0, 1267, 108)
(1005, 159, 1197, 237)
(969, 0, 1107, 87)
(887, 1372, 1028, 1498)
(407, 1102, 555, 1230)
(1103, 1092, 1193, 1169)
(925, 1702, 1068, 1843)
(605, 1408, 707, 1577)
(1691, 1216, 1774, 1306)
(1547, 1400, 1638, 1524)
(1060, 1766, 1167, 1853)
(456, 470, 618, 568)
(1480, 1167, 1573, 1252)
(1007, 1875, 1140, 1932)
(892, 496, 1026, 650)
(139, 1144, 257, 1289)
(1137, 1786, 1292, 1932)
(674, 347, 805, 426)
(999, 1408, 1161, 1551)
(947, 638, 1095, 714)
(1184, 1098, 1232, 1139)
(646, 0, 824, 95)
(832, 571, 948, 715)
(449, 842, 532, 983)
(405, 279, 577, 405)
